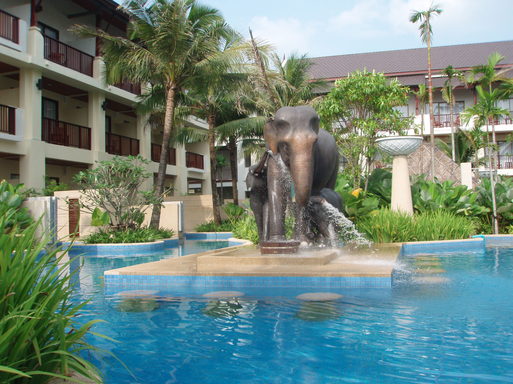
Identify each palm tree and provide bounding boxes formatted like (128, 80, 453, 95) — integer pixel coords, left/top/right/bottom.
(413, 83, 428, 134)
(73, 0, 233, 228)
(410, 4, 443, 180)
(462, 86, 510, 234)
(441, 65, 464, 161)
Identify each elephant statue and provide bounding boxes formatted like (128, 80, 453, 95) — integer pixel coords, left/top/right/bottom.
(263, 106, 339, 243)
(245, 151, 270, 242)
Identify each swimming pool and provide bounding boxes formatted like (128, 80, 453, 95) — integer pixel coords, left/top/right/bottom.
(75, 243, 513, 383)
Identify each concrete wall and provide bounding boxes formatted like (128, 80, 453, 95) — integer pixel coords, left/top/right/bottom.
(165, 194, 215, 231)
(53, 190, 183, 240)
(23, 196, 56, 241)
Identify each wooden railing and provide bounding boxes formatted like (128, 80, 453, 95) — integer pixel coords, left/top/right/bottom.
(498, 155, 513, 169)
(186, 151, 204, 169)
(433, 114, 461, 128)
(42, 117, 91, 149)
(0, 104, 15, 135)
(44, 36, 93, 76)
(490, 115, 513, 125)
(114, 81, 141, 95)
(0, 9, 19, 44)
(151, 143, 176, 165)
(106, 132, 139, 156)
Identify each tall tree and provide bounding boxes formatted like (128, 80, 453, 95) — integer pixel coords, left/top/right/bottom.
(410, 4, 443, 180)
(441, 65, 464, 161)
(73, 0, 233, 228)
(462, 86, 510, 234)
(413, 83, 428, 134)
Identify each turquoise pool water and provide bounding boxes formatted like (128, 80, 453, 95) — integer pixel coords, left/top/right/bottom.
(75, 243, 513, 383)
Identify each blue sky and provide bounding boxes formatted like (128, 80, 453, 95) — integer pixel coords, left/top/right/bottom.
(204, 0, 512, 58)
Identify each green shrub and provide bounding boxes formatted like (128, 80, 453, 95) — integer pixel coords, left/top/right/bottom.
(83, 227, 173, 244)
(0, 181, 34, 231)
(0, 212, 101, 382)
(232, 214, 259, 244)
(476, 176, 513, 231)
(195, 220, 233, 232)
(357, 209, 477, 243)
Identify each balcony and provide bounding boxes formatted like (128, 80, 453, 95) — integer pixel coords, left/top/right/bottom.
(0, 104, 15, 135)
(498, 155, 513, 170)
(434, 114, 461, 128)
(186, 151, 204, 169)
(151, 143, 176, 165)
(114, 81, 141, 95)
(0, 9, 19, 44)
(106, 132, 139, 156)
(43, 36, 93, 77)
(42, 117, 91, 149)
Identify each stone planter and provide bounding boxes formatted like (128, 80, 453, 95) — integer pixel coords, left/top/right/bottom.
(376, 136, 423, 215)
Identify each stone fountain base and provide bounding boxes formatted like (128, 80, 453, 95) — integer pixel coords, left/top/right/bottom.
(260, 240, 300, 254)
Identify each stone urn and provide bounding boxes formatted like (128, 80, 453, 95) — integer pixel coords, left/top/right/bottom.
(375, 136, 423, 215)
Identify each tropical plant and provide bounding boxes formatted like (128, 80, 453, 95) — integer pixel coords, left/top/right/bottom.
(73, 156, 161, 230)
(195, 220, 233, 232)
(441, 65, 464, 161)
(72, 0, 234, 228)
(411, 176, 489, 218)
(0, 202, 101, 382)
(42, 177, 69, 196)
(0, 181, 34, 231)
(476, 176, 513, 232)
(357, 209, 477, 243)
(83, 227, 173, 244)
(231, 214, 259, 244)
(410, 4, 443, 180)
(316, 70, 411, 188)
(412, 83, 428, 134)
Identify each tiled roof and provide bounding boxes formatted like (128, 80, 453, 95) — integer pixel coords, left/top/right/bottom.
(308, 40, 513, 82)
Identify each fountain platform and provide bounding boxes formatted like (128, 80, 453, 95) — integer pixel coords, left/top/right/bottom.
(104, 243, 401, 289)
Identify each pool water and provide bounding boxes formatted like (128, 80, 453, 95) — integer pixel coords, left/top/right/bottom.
(75, 244, 513, 383)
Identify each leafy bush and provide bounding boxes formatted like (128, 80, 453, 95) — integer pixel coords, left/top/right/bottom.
(476, 176, 513, 231)
(357, 209, 477, 243)
(83, 227, 173, 244)
(231, 214, 259, 244)
(42, 177, 69, 196)
(0, 208, 101, 382)
(195, 220, 233, 232)
(0, 181, 34, 231)
(412, 176, 489, 217)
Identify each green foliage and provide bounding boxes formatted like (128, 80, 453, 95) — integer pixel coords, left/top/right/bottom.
(195, 220, 233, 232)
(476, 177, 513, 230)
(91, 207, 110, 227)
(42, 177, 69, 196)
(0, 210, 101, 382)
(357, 209, 477, 243)
(231, 214, 259, 245)
(366, 168, 392, 205)
(224, 202, 245, 223)
(335, 173, 380, 221)
(316, 70, 412, 186)
(411, 176, 489, 217)
(73, 156, 162, 230)
(0, 181, 33, 231)
(83, 227, 173, 244)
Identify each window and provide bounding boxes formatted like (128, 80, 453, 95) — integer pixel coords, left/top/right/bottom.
(433, 101, 464, 115)
(244, 153, 251, 168)
(38, 22, 59, 40)
(393, 105, 409, 117)
(105, 115, 112, 133)
(42, 98, 58, 120)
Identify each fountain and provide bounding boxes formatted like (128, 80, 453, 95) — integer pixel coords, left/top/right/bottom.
(375, 136, 423, 215)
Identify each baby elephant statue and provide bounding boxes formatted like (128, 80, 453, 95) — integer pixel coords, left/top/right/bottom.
(306, 188, 343, 245)
(245, 151, 270, 243)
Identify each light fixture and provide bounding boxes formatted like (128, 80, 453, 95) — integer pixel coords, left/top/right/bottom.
(101, 100, 107, 111)
(36, 78, 42, 90)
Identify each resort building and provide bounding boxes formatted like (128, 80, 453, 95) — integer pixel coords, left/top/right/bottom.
(308, 40, 513, 175)
(0, 0, 211, 195)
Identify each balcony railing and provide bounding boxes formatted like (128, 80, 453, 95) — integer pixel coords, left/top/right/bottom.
(44, 36, 93, 77)
(0, 9, 19, 44)
(114, 81, 141, 95)
(186, 151, 204, 169)
(0, 104, 15, 135)
(433, 114, 461, 128)
(151, 143, 176, 165)
(106, 132, 139, 156)
(498, 155, 513, 170)
(490, 115, 513, 126)
(42, 117, 91, 149)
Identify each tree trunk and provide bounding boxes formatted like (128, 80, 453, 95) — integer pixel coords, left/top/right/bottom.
(490, 122, 499, 234)
(150, 84, 176, 229)
(449, 96, 456, 162)
(427, 34, 436, 181)
(228, 136, 239, 205)
(208, 114, 222, 225)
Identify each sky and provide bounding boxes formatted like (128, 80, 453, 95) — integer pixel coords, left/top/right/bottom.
(203, 0, 512, 58)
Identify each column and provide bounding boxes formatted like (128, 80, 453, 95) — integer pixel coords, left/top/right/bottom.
(88, 91, 105, 164)
(391, 155, 414, 215)
(174, 145, 188, 195)
(136, 113, 152, 191)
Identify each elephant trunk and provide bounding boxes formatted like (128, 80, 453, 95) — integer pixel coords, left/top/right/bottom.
(289, 149, 314, 208)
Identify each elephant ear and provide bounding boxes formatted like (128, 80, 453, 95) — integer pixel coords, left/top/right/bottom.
(264, 119, 279, 154)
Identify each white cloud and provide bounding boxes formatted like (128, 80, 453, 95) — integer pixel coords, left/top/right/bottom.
(249, 16, 316, 55)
